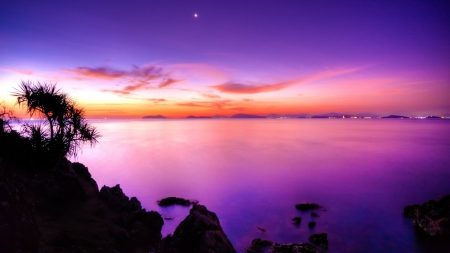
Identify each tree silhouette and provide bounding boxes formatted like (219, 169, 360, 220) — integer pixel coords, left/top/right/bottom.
(13, 81, 99, 159)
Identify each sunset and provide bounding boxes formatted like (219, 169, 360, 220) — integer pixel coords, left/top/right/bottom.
(1, 1, 449, 253)
(1, 1, 449, 118)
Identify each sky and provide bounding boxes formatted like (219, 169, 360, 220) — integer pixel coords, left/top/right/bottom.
(1, 0, 449, 118)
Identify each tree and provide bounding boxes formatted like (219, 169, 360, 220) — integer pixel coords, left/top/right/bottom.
(0, 101, 16, 134)
(13, 81, 99, 160)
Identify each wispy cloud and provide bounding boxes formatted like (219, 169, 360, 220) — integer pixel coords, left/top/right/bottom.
(68, 65, 184, 94)
(213, 67, 361, 94)
(0, 67, 34, 75)
(68, 65, 164, 80)
(242, 98, 253, 101)
(158, 78, 186, 88)
(200, 93, 221, 99)
(148, 98, 166, 103)
(176, 99, 232, 109)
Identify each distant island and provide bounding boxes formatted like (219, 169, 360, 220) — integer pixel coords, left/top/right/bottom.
(382, 115, 409, 119)
(143, 115, 167, 119)
(139, 113, 449, 120)
(186, 116, 212, 119)
(231, 113, 266, 118)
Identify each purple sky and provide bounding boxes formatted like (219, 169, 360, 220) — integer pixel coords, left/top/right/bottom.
(1, 0, 449, 117)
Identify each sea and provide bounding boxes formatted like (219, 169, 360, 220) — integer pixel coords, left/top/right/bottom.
(76, 118, 450, 252)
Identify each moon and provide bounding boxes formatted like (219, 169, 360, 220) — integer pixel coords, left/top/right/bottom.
(194, 13, 198, 18)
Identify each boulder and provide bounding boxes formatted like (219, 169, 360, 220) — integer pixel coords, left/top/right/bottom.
(99, 184, 141, 212)
(292, 217, 302, 226)
(309, 233, 328, 249)
(403, 195, 450, 237)
(295, 203, 322, 211)
(157, 197, 193, 206)
(308, 222, 316, 228)
(268, 243, 321, 253)
(160, 204, 236, 253)
(244, 238, 273, 253)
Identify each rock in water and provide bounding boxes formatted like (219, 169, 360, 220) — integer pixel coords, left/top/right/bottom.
(308, 221, 316, 228)
(292, 217, 302, 225)
(295, 203, 322, 211)
(404, 195, 450, 237)
(157, 196, 192, 206)
(309, 233, 328, 249)
(269, 243, 322, 253)
(244, 238, 273, 253)
(160, 204, 236, 253)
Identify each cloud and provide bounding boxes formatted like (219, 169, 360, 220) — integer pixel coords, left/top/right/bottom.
(68, 64, 189, 97)
(242, 98, 253, 101)
(148, 98, 166, 103)
(213, 67, 361, 94)
(176, 99, 232, 109)
(68, 65, 184, 94)
(0, 67, 34, 75)
(158, 78, 186, 88)
(69, 65, 164, 81)
(200, 93, 221, 99)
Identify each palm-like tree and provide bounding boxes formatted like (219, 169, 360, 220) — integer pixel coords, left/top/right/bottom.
(13, 81, 99, 159)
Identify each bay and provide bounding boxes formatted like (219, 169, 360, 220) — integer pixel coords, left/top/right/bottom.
(78, 118, 450, 252)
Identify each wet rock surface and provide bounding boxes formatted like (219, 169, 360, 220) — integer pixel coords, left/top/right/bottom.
(404, 195, 450, 237)
(157, 196, 194, 206)
(244, 238, 273, 253)
(160, 204, 236, 253)
(292, 217, 302, 225)
(269, 243, 321, 253)
(295, 203, 322, 211)
(308, 221, 316, 228)
(309, 233, 328, 249)
(244, 239, 322, 253)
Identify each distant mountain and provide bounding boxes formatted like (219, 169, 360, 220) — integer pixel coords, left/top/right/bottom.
(353, 113, 380, 118)
(211, 115, 229, 118)
(382, 115, 410, 119)
(231, 113, 266, 119)
(186, 116, 212, 119)
(315, 112, 345, 117)
(143, 115, 166, 119)
(267, 114, 311, 118)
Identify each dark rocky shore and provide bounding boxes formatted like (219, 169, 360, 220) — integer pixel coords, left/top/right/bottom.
(404, 195, 450, 238)
(0, 159, 327, 253)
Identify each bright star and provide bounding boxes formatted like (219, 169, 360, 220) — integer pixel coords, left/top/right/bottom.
(194, 13, 198, 18)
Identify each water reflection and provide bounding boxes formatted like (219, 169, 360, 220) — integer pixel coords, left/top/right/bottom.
(79, 119, 450, 252)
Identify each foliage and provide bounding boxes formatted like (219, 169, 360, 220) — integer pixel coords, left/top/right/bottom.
(5, 81, 100, 169)
(0, 101, 17, 133)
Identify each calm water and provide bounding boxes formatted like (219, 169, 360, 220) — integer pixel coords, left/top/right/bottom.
(78, 119, 450, 252)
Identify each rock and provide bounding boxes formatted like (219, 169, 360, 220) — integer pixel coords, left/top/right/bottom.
(311, 212, 319, 217)
(160, 204, 236, 253)
(308, 222, 316, 228)
(244, 238, 273, 253)
(309, 233, 328, 249)
(72, 162, 92, 178)
(292, 217, 302, 225)
(295, 203, 322, 211)
(99, 184, 141, 212)
(0, 172, 41, 252)
(157, 197, 193, 206)
(257, 226, 266, 232)
(268, 243, 322, 253)
(403, 195, 450, 237)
